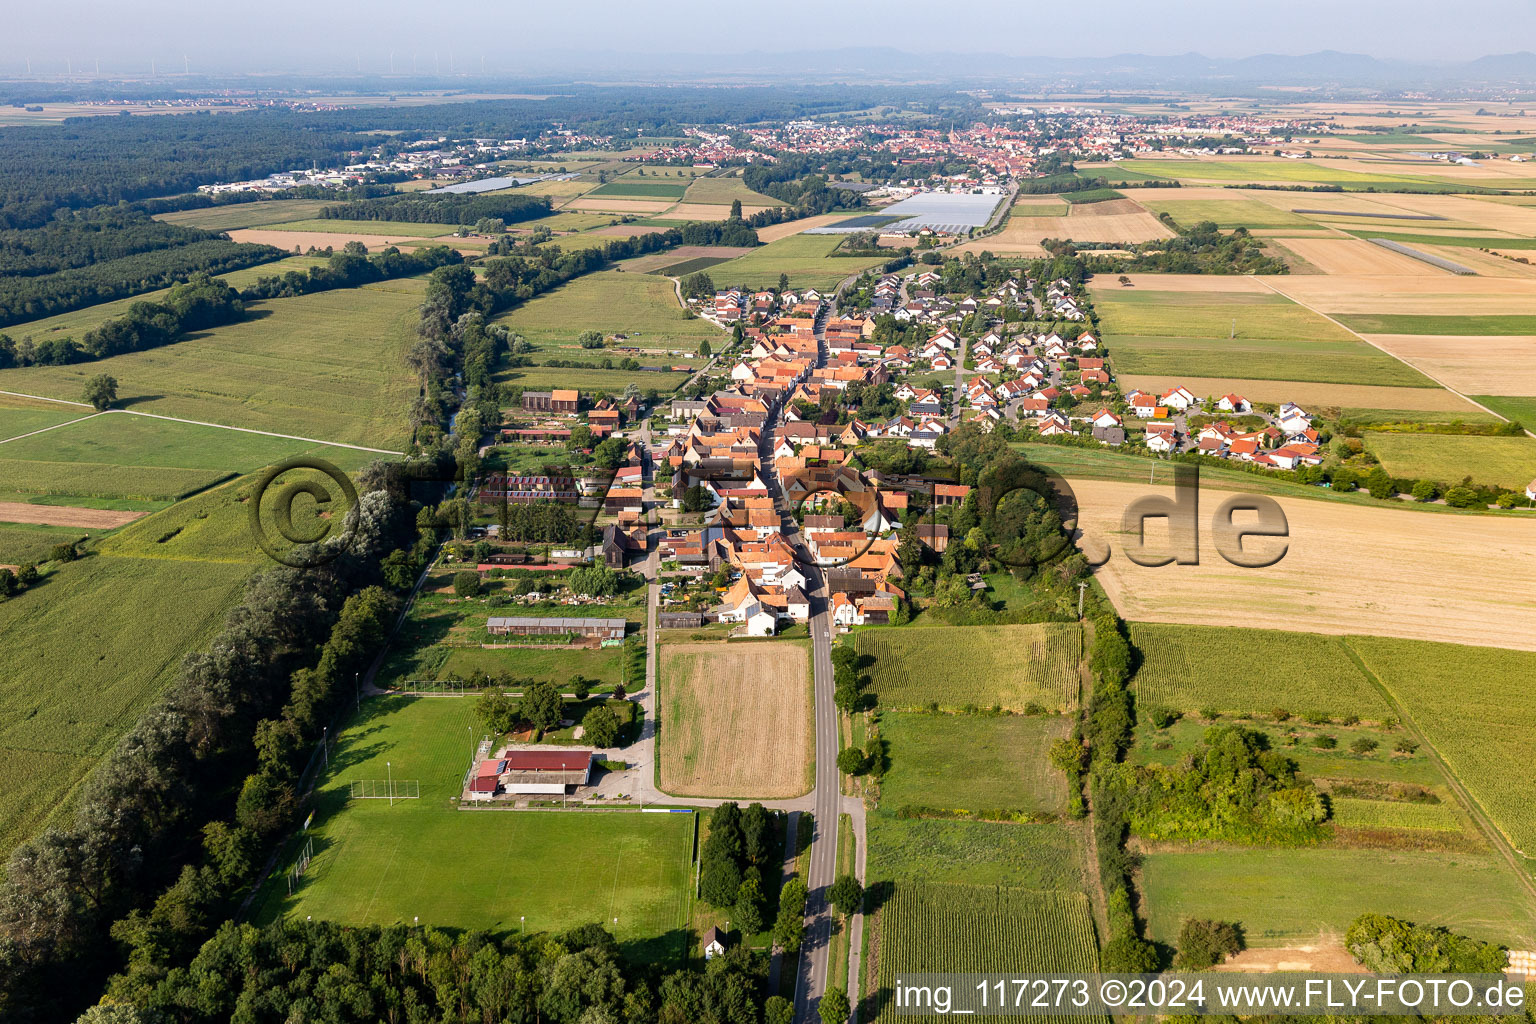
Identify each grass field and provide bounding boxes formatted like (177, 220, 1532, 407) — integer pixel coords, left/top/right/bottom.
(1135, 197, 1318, 230)
(155, 200, 338, 231)
(874, 885, 1100, 1023)
(0, 280, 423, 449)
(659, 641, 812, 798)
(1350, 637, 1536, 856)
(854, 624, 1083, 711)
(586, 182, 690, 199)
(276, 218, 462, 236)
(1472, 395, 1536, 425)
(707, 233, 888, 291)
(0, 521, 101, 564)
(1127, 624, 1394, 720)
(100, 475, 281, 564)
(388, 644, 634, 691)
(260, 696, 695, 961)
(1139, 848, 1536, 948)
(493, 270, 718, 357)
(1364, 431, 1536, 488)
(1091, 288, 1359, 342)
(866, 817, 1089, 890)
(877, 712, 1069, 816)
(679, 176, 781, 207)
(0, 554, 249, 855)
(1107, 158, 1442, 187)
(1336, 314, 1536, 336)
(1330, 797, 1462, 832)
(1109, 335, 1437, 388)
(0, 459, 229, 501)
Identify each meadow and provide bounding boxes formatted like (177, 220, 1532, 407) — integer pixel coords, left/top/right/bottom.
(865, 817, 1089, 891)
(586, 182, 690, 199)
(1139, 848, 1536, 948)
(874, 886, 1100, 1023)
(679, 176, 781, 207)
(1473, 395, 1536, 425)
(155, 200, 338, 231)
(494, 271, 718, 355)
(1108, 335, 1437, 388)
(0, 554, 249, 855)
(0, 395, 91, 440)
(0, 280, 424, 449)
(1135, 197, 1318, 230)
(1330, 797, 1462, 832)
(277, 218, 462, 237)
(259, 696, 696, 962)
(1364, 432, 1536, 489)
(877, 712, 1068, 816)
(1090, 288, 1358, 342)
(0, 521, 105, 564)
(707, 233, 889, 291)
(659, 641, 812, 799)
(0, 459, 228, 502)
(1333, 314, 1536, 337)
(387, 643, 634, 691)
(1350, 637, 1536, 855)
(1127, 623, 1394, 720)
(854, 623, 1084, 711)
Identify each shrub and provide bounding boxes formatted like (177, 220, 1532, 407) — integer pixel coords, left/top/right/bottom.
(1411, 479, 1439, 502)
(1198, 705, 1220, 722)
(837, 747, 868, 776)
(1312, 734, 1337, 749)
(582, 704, 620, 748)
(1100, 932, 1159, 972)
(1443, 486, 1483, 509)
(1172, 918, 1244, 970)
(1143, 704, 1179, 729)
(1350, 737, 1379, 755)
(1394, 738, 1419, 755)
(1270, 707, 1291, 722)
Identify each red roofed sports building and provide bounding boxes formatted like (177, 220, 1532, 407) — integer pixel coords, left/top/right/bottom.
(468, 750, 594, 797)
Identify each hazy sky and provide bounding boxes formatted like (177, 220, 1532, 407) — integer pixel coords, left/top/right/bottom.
(6, 0, 1533, 74)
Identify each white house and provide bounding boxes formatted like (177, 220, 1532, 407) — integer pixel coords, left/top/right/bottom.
(1218, 393, 1251, 414)
(1160, 387, 1197, 411)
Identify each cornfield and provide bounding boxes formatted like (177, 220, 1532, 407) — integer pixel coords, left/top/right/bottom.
(1331, 797, 1461, 833)
(1128, 624, 1393, 721)
(875, 883, 1102, 1023)
(856, 624, 1083, 711)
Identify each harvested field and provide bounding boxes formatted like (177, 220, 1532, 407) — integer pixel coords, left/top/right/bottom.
(565, 198, 676, 214)
(1418, 245, 1536, 279)
(1271, 237, 1450, 276)
(1113, 375, 1486, 412)
(960, 199, 1169, 254)
(0, 502, 146, 529)
(755, 213, 849, 242)
(228, 228, 426, 250)
(659, 641, 811, 798)
(1069, 478, 1536, 651)
(1356, 335, 1536, 395)
(1264, 275, 1536, 315)
(1093, 273, 1270, 293)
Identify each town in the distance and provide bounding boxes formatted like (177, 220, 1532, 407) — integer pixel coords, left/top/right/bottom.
(1, 17, 1535, 1024)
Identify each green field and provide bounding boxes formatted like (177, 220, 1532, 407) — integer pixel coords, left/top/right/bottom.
(275, 218, 462, 237)
(679, 176, 781, 207)
(1364, 431, 1536, 488)
(1139, 848, 1536, 948)
(494, 270, 719, 356)
(1108, 335, 1437, 388)
(1345, 229, 1536, 249)
(385, 641, 634, 691)
(707, 233, 888, 291)
(874, 885, 1100, 1023)
(0, 396, 88, 440)
(1, 255, 328, 340)
(1110, 158, 1441, 186)
(1128, 623, 1394, 720)
(1091, 288, 1358, 342)
(1337, 314, 1536, 335)
(260, 696, 695, 961)
(1350, 637, 1536, 855)
(1331, 797, 1462, 832)
(0, 554, 249, 854)
(155, 200, 338, 231)
(0, 521, 102, 564)
(1472, 395, 1536, 426)
(586, 182, 690, 199)
(878, 712, 1069, 816)
(1135, 197, 1318, 230)
(867, 816, 1089, 891)
(0, 459, 229, 501)
(1339, 406, 1502, 425)
(854, 624, 1083, 711)
(0, 280, 423, 449)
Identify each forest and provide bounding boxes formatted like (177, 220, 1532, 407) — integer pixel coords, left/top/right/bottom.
(317, 192, 551, 225)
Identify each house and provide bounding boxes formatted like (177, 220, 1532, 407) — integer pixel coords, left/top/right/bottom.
(1091, 409, 1123, 430)
(1160, 387, 1197, 412)
(1092, 424, 1126, 446)
(1527, 478, 1536, 502)
(523, 389, 580, 415)
(702, 926, 727, 961)
(1218, 393, 1251, 414)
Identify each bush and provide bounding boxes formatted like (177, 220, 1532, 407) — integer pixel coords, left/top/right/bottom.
(1172, 918, 1244, 970)
(1312, 734, 1337, 749)
(1443, 486, 1483, 509)
(1345, 913, 1508, 973)
(837, 747, 868, 776)
(1100, 932, 1159, 972)
(1394, 738, 1419, 755)
(1143, 704, 1179, 729)
(1270, 707, 1291, 722)
(453, 570, 481, 598)
(49, 542, 78, 562)
(1411, 479, 1439, 502)
(1350, 737, 1379, 755)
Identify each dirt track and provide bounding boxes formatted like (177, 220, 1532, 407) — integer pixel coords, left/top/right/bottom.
(0, 502, 145, 529)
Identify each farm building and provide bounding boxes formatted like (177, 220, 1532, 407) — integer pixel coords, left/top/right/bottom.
(473, 474, 580, 504)
(468, 750, 594, 797)
(523, 389, 580, 415)
(486, 616, 628, 641)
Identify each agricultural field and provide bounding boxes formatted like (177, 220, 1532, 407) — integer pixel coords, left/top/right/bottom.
(1134, 196, 1318, 230)
(1127, 624, 1393, 720)
(865, 817, 1090, 891)
(1474, 395, 1536, 425)
(586, 181, 690, 199)
(1347, 334, 1536, 395)
(1330, 797, 1462, 832)
(1107, 335, 1436, 388)
(1096, 157, 1445, 187)
(1351, 637, 1536, 855)
(658, 641, 812, 798)
(874, 886, 1101, 1023)
(0, 280, 424, 449)
(0, 553, 250, 855)
(493, 270, 719, 356)
(1091, 287, 1358, 342)
(1068, 478, 1536, 651)
(155, 199, 338, 231)
(1139, 848, 1536, 948)
(679, 175, 781, 207)
(388, 643, 636, 692)
(706, 233, 889, 291)
(259, 696, 695, 962)
(854, 623, 1083, 711)
(956, 198, 1168, 255)
(877, 712, 1069, 816)
(272, 218, 462, 237)
(1364, 432, 1536, 489)
(0, 394, 88, 440)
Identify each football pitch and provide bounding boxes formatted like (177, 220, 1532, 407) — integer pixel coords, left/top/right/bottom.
(257, 696, 697, 962)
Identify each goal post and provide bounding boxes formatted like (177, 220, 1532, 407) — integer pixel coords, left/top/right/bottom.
(348, 779, 420, 800)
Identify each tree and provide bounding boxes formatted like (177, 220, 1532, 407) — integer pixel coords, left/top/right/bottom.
(566, 424, 594, 450)
(699, 339, 711, 359)
(0, 568, 16, 598)
(1173, 919, 1244, 969)
(578, 330, 605, 349)
(82, 373, 118, 411)
(699, 849, 741, 907)
(16, 564, 39, 587)
(828, 874, 863, 918)
(819, 986, 850, 1024)
(836, 747, 867, 776)
(681, 484, 712, 513)
(1444, 486, 1483, 509)
(765, 996, 794, 1024)
(729, 199, 743, 219)
(1048, 737, 1086, 775)
(518, 680, 564, 732)
(591, 435, 628, 470)
(571, 677, 592, 701)
(1100, 932, 1159, 972)
(453, 570, 481, 598)
(234, 771, 295, 836)
(773, 877, 807, 951)
(582, 704, 620, 748)
(735, 876, 764, 935)
(778, 272, 790, 292)
(476, 689, 518, 734)
(1365, 467, 1396, 500)
(741, 802, 770, 864)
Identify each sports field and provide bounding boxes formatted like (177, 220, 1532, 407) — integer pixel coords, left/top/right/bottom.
(877, 712, 1069, 816)
(854, 623, 1083, 711)
(0, 554, 249, 855)
(0, 280, 423, 449)
(659, 641, 812, 798)
(261, 696, 696, 961)
(1364, 432, 1536, 488)
(1140, 848, 1536, 948)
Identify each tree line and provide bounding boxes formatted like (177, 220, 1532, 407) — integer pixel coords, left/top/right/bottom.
(317, 192, 551, 226)
(238, 242, 464, 301)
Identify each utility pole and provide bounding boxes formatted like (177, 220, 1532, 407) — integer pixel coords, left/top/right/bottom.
(1077, 581, 1087, 619)
(355, 672, 360, 711)
(387, 761, 393, 806)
